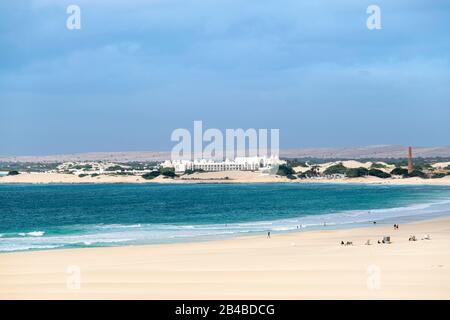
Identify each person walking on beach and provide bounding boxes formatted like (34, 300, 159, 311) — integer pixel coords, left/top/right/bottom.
(267, 231, 271, 239)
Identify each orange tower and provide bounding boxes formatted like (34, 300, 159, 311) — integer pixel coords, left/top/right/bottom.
(407, 146, 413, 174)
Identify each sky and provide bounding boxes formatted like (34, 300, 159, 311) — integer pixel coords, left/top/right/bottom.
(1, 0, 449, 155)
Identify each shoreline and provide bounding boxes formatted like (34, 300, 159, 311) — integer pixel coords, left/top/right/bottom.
(1, 214, 448, 256)
(1, 216, 450, 299)
(1, 172, 450, 186)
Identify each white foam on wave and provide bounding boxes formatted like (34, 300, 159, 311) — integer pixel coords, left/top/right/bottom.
(18, 231, 45, 237)
(2, 198, 450, 253)
(82, 239, 133, 245)
(97, 224, 142, 229)
(0, 245, 63, 252)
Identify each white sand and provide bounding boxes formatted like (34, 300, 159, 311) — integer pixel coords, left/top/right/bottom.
(1, 171, 450, 185)
(1, 217, 450, 299)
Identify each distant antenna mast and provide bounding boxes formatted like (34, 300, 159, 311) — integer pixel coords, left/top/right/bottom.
(407, 146, 413, 174)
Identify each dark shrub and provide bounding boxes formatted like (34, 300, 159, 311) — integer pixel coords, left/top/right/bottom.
(106, 165, 124, 171)
(142, 171, 161, 180)
(371, 163, 387, 169)
(7, 170, 20, 176)
(405, 170, 427, 179)
(390, 167, 408, 176)
(298, 169, 319, 178)
(276, 164, 295, 176)
(368, 169, 391, 179)
(414, 164, 432, 171)
(286, 174, 297, 180)
(184, 169, 205, 175)
(345, 167, 368, 178)
(160, 167, 176, 178)
(431, 173, 446, 179)
(324, 163, 347, 175)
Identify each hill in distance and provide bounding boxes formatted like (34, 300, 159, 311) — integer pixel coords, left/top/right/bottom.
(1, 145, 450, 163)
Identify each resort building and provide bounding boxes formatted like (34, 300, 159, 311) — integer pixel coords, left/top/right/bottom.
(161, 156, 286, 173)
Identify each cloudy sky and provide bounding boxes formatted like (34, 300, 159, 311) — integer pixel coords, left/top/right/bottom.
(1, 0, 449, 155)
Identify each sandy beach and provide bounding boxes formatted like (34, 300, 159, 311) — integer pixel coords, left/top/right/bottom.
(1, 217, 450, 299)
(1, 171, 450, 185)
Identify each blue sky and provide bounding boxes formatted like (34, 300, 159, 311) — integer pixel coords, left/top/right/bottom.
(1, 0, 449, 155)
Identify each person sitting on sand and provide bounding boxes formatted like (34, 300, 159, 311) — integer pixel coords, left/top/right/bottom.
(409, 235, 417, 241)
(341, 241, 345, 245)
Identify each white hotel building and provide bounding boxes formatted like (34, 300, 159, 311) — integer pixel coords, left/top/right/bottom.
(161, 156, 286, 173)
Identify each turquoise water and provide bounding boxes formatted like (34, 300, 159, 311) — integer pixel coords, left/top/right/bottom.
(1, 183, 450, 252)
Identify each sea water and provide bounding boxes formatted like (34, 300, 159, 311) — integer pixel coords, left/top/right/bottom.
(1, 183, 450, 252)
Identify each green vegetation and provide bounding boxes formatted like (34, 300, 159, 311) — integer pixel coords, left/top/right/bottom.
(287, 159, 308, 168)
(106, 165, 124, 171)
(70, 164, 93, 170)
(122, 161, 158, 171)
(142, 171, 161, 180)
(413, 164, 433, 171)
(7, 170, 20, 176)
(445, 165, 450, 170)
(276, 164, 295, 176)
(286, 174, 297, 180)
(406, 169, 427, 179)
(368, 168, 391, 179)
(323, 163, 347, 175)
(390, 167, 408, 176)
(0, 162, 60, 173)
(184, 169, 205, 175)
(78, 174, 88, 178)
(431, 173, 446, 179)
(298, 169, 319, 178)
(160, 167, 177, 178)
(112, 172, 134, 176)
(370, 163, 387, 169)
(345, 167, 368, 178)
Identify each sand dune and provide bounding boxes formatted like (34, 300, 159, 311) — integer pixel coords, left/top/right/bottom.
(2, 171, 450, 185)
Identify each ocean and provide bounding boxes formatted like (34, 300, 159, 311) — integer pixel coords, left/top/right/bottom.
(1, 183, 450, 252)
